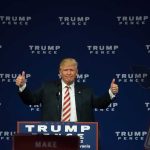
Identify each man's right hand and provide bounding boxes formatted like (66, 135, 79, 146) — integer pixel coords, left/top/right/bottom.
(16, 71, 26, 87)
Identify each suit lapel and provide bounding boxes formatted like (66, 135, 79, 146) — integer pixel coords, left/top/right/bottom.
(56, 80, 62, 121)
(75, 83, 82, 121)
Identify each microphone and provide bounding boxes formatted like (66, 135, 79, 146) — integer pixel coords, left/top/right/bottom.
(78, 90, 81, 94)
(56, 91, 61, 101)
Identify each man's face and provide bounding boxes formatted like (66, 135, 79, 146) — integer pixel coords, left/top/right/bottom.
(59, 62, 78, 85)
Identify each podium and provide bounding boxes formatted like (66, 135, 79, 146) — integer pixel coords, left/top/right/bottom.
(13, 134, 79, 150)
(13, 121, 99, 150)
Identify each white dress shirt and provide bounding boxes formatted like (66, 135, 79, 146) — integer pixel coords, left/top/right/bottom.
(61, 80, 77, 122)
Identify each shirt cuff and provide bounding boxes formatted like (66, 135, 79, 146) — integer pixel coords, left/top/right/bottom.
(109, 89, 115, 100)
(19, 83, 26, 92)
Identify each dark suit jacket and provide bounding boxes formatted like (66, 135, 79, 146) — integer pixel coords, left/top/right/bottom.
(19, 80, 113, 122)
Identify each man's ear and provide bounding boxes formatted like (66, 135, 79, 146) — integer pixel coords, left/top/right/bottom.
(59, 70, 61, 77)
(76, 69, 78, 76)
(58, 68, 61, 77)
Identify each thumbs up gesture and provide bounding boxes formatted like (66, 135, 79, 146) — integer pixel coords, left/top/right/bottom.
(110, 79, 119, 95)
(16, 71, 26, 87)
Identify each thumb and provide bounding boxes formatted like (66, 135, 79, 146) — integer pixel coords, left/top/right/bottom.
(111, 78, 115, 85)
(22, 71, 25, 77)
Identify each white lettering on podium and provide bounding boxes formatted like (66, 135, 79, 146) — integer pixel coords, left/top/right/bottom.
(25, 125, 35, 132)
(24, 124, 91, 133)
(51, 125, 61, 132)
(81, 125, 90, 132)
(38, 125, 48, 132)
(65, 125, 77, 132)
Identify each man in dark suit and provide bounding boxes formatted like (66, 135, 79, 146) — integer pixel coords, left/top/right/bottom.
(16, 58, 119, 122)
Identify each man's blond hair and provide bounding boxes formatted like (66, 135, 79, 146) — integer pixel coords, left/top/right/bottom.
(59, 58, 78, 69)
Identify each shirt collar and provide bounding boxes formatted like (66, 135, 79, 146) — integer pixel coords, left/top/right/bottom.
(61, 80, 74, 90)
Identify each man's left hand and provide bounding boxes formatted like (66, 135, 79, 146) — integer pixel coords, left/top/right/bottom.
(110, 79, 119, 95)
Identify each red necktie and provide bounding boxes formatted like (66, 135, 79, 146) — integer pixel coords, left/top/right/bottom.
(61, 86, 71, 122)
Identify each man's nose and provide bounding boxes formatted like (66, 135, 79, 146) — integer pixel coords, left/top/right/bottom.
(67, 70, 71, 74)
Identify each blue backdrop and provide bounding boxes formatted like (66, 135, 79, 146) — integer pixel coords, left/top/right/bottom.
(0, 0, 150, 149)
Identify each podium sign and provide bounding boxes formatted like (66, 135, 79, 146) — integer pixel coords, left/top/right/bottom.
(13, 134, 79, 150)
(17, 122, 98, 150)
